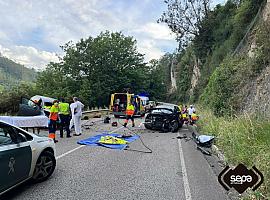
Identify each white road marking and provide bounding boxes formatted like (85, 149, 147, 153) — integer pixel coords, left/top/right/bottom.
(56, 126, 125, 160)
(177, 132, 192, 200)
(56, 146, 84, 160)
(108, 126, 124, 133)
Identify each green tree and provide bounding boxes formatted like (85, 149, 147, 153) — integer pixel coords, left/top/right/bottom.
(0, 83, 37, 114)
(37, 31, 165, 107)
(158, 0, 211, 49)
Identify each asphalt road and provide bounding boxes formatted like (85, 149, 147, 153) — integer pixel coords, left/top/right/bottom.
(2, 117, 230, 200)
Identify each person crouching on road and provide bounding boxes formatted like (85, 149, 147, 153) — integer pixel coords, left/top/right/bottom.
(48, 100, 60, 143)
(59, 98, 71, 138)
(69, 97, 84, 136)
(190, 111, 199, 126)
(123, 101, 135, 127)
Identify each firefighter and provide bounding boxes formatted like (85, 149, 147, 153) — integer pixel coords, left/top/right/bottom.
(48, 100, 59, 143)
(123, 100, 135, 127)
(59, 98, 71, 138)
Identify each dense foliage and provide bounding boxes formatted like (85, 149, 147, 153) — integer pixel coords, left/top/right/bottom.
(201, 21, 270, 116)
(0, 83, 37, 114)
(158, 0, 210, 48)
(159, 0, 265, 113)
(36, 31, 168, 108)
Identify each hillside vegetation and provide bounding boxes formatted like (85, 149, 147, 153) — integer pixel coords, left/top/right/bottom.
(197, 106, 269, 199)
(159, 0, 266, 112)
(0, 56, 37, 114)
(0, 56, 37, 90)
(158, 0, 269, 199)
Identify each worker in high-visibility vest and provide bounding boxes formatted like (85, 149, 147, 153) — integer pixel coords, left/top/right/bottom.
(191, 112, 199, 121)
(48, 100, 60, 143)
(123, 101, 135, 127)
(59, 98, 71, 138)
(190, 112, 199, 126)
(178, 104, 183, 112)
(43, 105, 51, 110)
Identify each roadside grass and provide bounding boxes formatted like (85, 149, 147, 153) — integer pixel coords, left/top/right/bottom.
(196, 106, 270, 199)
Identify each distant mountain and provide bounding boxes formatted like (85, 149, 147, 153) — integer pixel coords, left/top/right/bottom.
(0, 56, 37, 89)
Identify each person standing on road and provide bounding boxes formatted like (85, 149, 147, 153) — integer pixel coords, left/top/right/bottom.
(123, 100, 135, 127)
(69, 97, 84, 136)
(182, 105, 188, 114)
(48, 100, 60, 143)
(188, 105, 196, 121)
(178, 104, 183, 112)
(181, 105, 188, 124)
(59, 98, 71, 138)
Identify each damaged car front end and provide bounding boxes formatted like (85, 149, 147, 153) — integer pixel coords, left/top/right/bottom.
(144, 106, 183, 132)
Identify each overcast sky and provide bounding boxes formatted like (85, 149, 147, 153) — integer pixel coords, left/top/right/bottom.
(0, 0, 223, 70)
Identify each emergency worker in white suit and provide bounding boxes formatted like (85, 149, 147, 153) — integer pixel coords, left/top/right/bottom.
(69, 97, 84, 136)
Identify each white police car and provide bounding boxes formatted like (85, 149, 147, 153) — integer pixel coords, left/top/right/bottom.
(0, 120, 56, 195)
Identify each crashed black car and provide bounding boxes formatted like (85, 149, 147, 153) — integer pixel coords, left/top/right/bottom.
(144, 104, 182, 132)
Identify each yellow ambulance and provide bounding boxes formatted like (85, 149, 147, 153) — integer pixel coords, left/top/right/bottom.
(109, 93, 145, 118)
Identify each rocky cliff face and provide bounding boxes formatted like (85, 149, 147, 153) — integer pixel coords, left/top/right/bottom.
(169, 58, 178, 93)
(189, 58, 201, 98)
(241, 66, 270, 116)
(239, 0, 270, 116)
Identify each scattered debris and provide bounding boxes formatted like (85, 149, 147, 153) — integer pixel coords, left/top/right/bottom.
(177, 134, 187, 139)
(103, 116, 110, 123)
(192, 132, 215, 148)
(191, 132, 215, 156)
(112, 122, 118, 127)
(197, 146, 212, 156)
(93, 113, 102, 118)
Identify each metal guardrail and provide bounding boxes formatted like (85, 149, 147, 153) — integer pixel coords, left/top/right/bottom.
(82, 109, 110, 114)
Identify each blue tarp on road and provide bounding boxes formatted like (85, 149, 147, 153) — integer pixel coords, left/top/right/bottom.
(77, 133, 139, 150)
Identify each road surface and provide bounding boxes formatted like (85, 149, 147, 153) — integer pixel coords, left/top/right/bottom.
(2, 117, 230, 200)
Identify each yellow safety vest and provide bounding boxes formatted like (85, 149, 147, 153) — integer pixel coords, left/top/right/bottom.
(59, 102, 70, 115)
(49, 105, 59, 121)
(43, 105, 51, 110)
(191, 113, 199, 121)
(126, 104, 135, 115)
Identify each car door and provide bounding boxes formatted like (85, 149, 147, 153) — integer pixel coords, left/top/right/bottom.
(0, 122, 32, 194)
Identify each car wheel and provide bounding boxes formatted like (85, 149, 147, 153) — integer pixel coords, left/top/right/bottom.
(170, 120, 179, 133)
(178, 121, 183, 128)
(144, 115, 152, 130)
(144, 123, 152, 130)
(32, 151, 56, 183)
